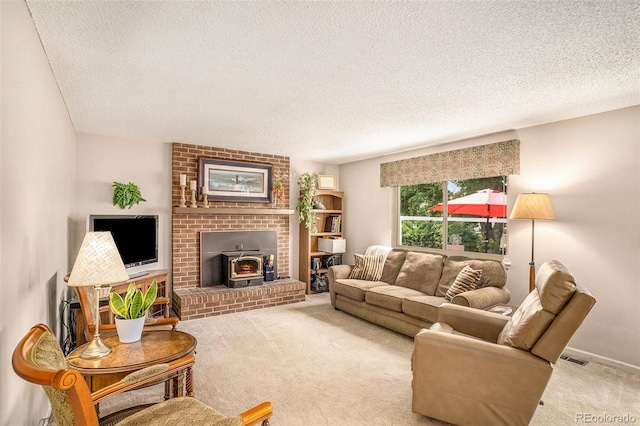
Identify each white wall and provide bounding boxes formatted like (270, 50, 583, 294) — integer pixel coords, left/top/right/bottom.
(1, 2, 77, 424)
(73, 134, 172, 278)
(340, 107, 640, 368)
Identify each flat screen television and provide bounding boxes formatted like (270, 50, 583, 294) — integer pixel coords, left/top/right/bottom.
(89, 215, 158, 269)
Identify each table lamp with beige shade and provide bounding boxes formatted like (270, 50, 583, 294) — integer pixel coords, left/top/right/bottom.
(67, 231, 129, 359)
(509, 192, 557, 292)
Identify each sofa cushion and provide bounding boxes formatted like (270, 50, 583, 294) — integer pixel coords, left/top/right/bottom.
(497, 291, 555, 351)
(445, 265, 481, 301)
(349, 253, 385, 281)
(333, 279, 388, 302)
(436, 256, 506, 297)
(402, 295, 445, 323)
(379, 250, 406, 285)
(365, 285, 426, 312)
(395, 252, 444, 295)
(536, 260, 577, 314)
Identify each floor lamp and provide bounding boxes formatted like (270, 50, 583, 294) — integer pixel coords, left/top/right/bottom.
(509, 193, 556, 292)
(67, 232, 129, 359)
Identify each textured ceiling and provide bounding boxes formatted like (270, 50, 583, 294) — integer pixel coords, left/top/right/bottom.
(26, 1, 639, 164)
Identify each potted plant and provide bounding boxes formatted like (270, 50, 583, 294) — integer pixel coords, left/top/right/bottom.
(297, 172, 318, 233)
(109, 280, 157, 343)
(112, 181, 146, 209)
(272, 172, 288, 207)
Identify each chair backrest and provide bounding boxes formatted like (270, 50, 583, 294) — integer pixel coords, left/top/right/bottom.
(498, 260, 596, 363)
(531, 280, 596, 363)
(12, 324, 99, 426)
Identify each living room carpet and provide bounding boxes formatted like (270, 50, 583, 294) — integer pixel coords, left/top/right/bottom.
(98, 293, 640, 425)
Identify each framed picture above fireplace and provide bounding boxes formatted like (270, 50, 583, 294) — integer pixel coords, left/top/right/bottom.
(198, 158, 272, 202)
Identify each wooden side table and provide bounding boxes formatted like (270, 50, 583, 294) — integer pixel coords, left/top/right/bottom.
(67, 330, 197, 400)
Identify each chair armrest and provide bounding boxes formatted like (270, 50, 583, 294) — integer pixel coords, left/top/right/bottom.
(240, 401, 273, 426)
(437, 303, 510, 342)
(412, 329, 552, 415)
(88, 317, 179, 338)
(450, 286, 510, 309)
(92, 355, 196, 404)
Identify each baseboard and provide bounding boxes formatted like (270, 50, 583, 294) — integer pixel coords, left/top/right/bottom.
(563, 346, 640, 373)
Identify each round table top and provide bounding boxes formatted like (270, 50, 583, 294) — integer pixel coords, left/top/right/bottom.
(67, 330, 197, 374)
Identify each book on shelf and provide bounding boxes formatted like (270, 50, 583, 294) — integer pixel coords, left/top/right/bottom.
(323, 214, 341, 233)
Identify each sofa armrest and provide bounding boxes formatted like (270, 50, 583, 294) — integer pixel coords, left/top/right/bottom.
(328, 264, 353, 281)
(327, 265, 354, 306)
(450, 286, 510, 309)
(437, 303, 510, 342)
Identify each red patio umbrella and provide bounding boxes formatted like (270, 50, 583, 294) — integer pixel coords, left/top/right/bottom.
(428, 189, 507, 252)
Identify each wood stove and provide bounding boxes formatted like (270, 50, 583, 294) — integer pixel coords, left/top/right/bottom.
(221, 252, 264, 288)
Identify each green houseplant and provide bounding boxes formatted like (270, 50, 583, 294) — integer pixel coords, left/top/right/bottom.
(109, 280, 157, 343)
(112, 181, 146, 209)
(297, 172, 318, 233)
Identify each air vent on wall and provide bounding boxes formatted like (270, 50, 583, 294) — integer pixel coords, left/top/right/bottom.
(560, 354, 589, 366)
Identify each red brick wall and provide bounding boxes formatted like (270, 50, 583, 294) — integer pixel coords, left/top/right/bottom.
(171, 142, 291, 290)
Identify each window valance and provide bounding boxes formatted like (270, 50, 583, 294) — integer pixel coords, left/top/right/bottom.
(380, 140, 520, 187)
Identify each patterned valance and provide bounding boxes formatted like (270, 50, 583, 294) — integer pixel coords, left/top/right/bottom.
(380, 140, 520, 187)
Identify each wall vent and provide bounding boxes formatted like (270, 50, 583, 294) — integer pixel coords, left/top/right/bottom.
(560, 354, 589, 366)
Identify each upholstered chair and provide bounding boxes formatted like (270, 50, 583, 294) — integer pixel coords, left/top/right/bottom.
(13, 324, 273, 426)
(412, 260, 596, 426)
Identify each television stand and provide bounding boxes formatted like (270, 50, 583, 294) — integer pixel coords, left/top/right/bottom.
(128, 271, 150, 279)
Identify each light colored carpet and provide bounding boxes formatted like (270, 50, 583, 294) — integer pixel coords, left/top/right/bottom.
(98, 293, 640, 425)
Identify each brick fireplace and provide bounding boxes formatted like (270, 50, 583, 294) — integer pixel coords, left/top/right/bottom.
(171, 143, 305, 320)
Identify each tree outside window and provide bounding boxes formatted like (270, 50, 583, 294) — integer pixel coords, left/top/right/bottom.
(399, 176, 507, 254)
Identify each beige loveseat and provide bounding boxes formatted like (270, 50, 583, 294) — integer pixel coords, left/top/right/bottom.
(327, 249, 511, 337)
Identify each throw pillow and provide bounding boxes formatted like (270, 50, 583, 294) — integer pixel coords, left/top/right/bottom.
(445, 265, 481, 301)
(349, 253, 385, 281)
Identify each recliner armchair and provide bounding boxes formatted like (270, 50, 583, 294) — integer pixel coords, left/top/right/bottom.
(412, 260, 596, 426)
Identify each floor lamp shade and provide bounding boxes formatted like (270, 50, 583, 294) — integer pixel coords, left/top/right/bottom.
(68, 232, 129, 359)
(510, 193, 556, 292)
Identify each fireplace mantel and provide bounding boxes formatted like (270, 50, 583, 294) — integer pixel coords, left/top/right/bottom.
(173, 207, 294, 215)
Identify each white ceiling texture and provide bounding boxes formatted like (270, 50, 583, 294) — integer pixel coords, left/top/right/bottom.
(26, 1, 640, 164)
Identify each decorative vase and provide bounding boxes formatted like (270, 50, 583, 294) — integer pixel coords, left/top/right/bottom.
(114, 316, 145, 343)
(272, 189, 284, 208)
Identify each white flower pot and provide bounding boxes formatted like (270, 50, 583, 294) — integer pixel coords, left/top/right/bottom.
(114, 316, 145, 343)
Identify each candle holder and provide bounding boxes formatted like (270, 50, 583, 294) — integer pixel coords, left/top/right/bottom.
(179, 185, 187, 208)
(203, 193, 209, 208)
(190, 189, 198, 208)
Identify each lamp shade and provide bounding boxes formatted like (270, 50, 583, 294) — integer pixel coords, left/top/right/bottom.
(68, 232, 129, 287)
(509, 193, 556, 221)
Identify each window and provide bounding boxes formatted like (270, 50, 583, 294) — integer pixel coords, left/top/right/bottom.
(399, 176, 507, 255)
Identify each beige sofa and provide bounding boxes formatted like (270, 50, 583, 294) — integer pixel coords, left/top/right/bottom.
(327, 249, 511, 338)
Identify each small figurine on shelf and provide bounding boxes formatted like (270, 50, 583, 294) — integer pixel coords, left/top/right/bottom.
(313, 198, 326, 210)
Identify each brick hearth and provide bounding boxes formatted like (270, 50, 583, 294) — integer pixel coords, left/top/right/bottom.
(173, 279, 305, 320)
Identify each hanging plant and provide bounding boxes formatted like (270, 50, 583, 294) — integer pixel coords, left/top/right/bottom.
(297, 172, 318, 232)
(112, 182, 146, 209)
